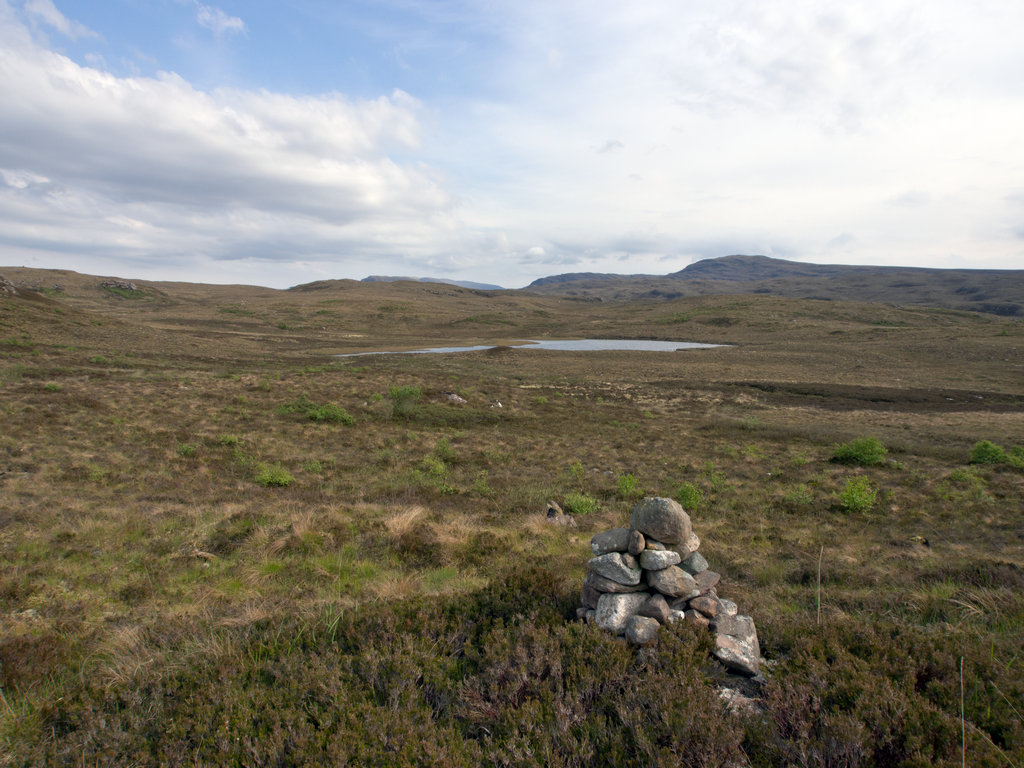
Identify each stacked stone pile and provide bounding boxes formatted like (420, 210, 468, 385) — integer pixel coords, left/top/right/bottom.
(0, 276, 17, 296)
(577, 497, 761, 677)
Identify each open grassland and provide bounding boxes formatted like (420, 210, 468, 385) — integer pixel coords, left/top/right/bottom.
(1, 269, 1023, 766)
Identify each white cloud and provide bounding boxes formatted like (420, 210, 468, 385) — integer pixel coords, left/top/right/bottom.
(22, 0, 97, 40)
(0, 13, 457, 278)
(195, 3, 245, 37)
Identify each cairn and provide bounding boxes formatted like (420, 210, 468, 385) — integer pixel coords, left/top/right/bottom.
(578, 497, 761, 677)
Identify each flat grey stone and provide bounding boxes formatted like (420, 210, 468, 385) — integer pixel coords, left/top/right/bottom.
(581, 583, 601, 610)
(646, 565, 699, 598)
(625, 615, 660, 646)
(590, 528, 631, 555)
(694, 569, 720, 595)
(596, 592, 649, 635)
(585, 571, 649, 594)
(680, 551, 709, 575)
(644, 538, 667, 551)
(630, 497, 692, 544)
(588, 552, 642, 585)
(712, 614, 757, 641)
(639, 549, 681, 570)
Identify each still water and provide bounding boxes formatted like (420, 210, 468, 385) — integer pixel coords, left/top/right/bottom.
(337, 339, 723, 357)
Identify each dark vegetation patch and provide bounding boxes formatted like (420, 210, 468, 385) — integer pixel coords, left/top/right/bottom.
(730, 382, 1024, 413)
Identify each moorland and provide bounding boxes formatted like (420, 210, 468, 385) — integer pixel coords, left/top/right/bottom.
(0, 265, 1022, 766)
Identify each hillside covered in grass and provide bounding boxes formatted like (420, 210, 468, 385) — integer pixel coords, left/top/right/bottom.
(1, 269, 1022, 766)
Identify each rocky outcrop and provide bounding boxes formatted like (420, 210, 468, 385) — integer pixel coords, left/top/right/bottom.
(578, 497, 761, 677)
(0, 276, 16, 296)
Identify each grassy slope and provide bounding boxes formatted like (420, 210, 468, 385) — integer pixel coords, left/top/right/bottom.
(1, 269, 1022, 766)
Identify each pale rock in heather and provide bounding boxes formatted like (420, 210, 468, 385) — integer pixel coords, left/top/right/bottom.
(719, 598, 739, 617)
(631, 497, 692, 544)
(595, 592, 649, 635)
(713, 632, 760, 676)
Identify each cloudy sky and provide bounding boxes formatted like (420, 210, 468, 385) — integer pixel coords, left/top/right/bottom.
(1, 0, 1022, 289)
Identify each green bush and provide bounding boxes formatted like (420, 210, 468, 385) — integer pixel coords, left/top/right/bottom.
(616, 472, 642, 500)
(307, 403, 354, 424)
(969, 440, 1006, 465)
(563, 491, 600, 516)
(674, 481, 703, 510)
(1010, 446, 1024, 469)
(837, 475, 877, 513)
(278, 395, 354, 424)
(830, 436, 887, 466)
(255, 463, 295, 487)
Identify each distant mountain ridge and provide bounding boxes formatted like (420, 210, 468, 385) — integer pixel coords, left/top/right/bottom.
(525, 255, 1024, 316)
(362, 275, 503, 291)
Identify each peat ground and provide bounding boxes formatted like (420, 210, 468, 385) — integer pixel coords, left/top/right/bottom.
(1, 269, 1022, 766)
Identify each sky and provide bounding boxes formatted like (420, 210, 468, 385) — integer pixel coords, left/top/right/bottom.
(1, 0, 1022, 289)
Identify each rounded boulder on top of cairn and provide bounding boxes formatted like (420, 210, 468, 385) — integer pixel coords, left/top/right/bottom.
(578, 496, 762, 677)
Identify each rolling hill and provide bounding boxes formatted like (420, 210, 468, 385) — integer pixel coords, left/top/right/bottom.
(527, 254, 1024, 315)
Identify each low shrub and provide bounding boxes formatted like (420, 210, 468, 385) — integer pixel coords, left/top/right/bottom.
(969, 440, 1006, 464)
(563, 491, 600, 516)
(837, 475, 876, 513)
(255, 463, 295, 488)
(675, 481, 703, 510)
(278, 395, 354, 424)
(831, 436, 887, 466)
